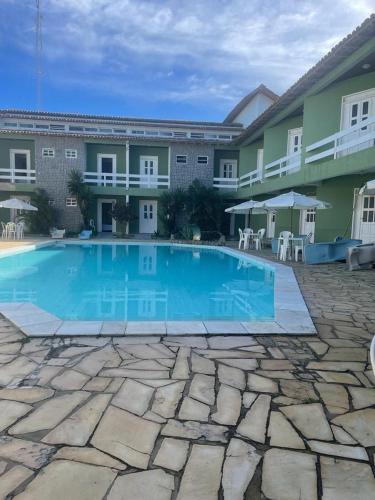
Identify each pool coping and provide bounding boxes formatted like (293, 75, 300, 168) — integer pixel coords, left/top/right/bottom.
(0, 240, 316, 337)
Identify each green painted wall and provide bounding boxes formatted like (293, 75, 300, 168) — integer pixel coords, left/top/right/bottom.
(263, 115, 303, 165)
(0, 138, 35, 169)
(129, 146, 168, 175)
(86, 143, 127, 173)
(213, 150, 240, 177)
(238, 140, 263, 176)
(303, 71, 375, 149)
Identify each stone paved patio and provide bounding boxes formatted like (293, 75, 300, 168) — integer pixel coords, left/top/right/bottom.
(0, 257, 374, 499)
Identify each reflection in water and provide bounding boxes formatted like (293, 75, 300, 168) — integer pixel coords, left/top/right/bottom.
(0, 244, 275, 321)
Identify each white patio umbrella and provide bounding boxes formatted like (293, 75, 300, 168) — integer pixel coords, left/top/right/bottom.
(359, 179, 375, 194)
(257, 191, 331, 231)
(225, 199, 269, 230)
(0, 198, 38, 211)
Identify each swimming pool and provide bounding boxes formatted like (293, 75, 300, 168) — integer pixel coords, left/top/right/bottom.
(0, 243, 275, 322)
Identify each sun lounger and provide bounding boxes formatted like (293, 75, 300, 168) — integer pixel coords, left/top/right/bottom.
(50, 228, 66, 239)
(347, 243, 375, 271)
(79, 230, 92, 240)
(304, 239, 362, 264)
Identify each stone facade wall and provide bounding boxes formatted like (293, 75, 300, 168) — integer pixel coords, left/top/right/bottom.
(34, 136, 86, 232)
(169, 143, 215, 189)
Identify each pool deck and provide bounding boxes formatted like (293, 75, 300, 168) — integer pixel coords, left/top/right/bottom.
(0, 245, 374, 499)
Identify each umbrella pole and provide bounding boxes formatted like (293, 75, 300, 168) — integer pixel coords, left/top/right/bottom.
(290, 209, 293, 233)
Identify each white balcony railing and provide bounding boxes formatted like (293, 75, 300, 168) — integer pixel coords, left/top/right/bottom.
(263, 151, 301, 179)
(83, 171, 169, 189)
(213, 177, 238, 189)
(238, 169, 262, 188)
(0, 168, 36, 183)
(305, 115, 375, 164)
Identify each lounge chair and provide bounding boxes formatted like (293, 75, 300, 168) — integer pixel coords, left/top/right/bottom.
(50, 228, 66, 239)
(347, 243, 375, 271)
(304, 238, 362, 264)
(79, 230, 92, 240)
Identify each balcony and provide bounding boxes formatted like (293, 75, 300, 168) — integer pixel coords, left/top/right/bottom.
(305, 115, 375, 164)
(0, 169, 36, 184)
(83, 171, 169, 189)
(263, 152, 301, 179)
(213, 177, 238, 190)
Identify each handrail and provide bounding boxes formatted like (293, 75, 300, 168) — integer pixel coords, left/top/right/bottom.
(83, 171, 169, 188)
(213, 177, 238, 189)
(263, 151, 301, 178)
(0, 168, 36, 183)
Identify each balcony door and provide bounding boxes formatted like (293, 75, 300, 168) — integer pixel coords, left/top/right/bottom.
(10, 149, 31, 183)
(341, 89, 375, 155)
(220, 159, 237, 179)
(97, 154, 116, 186)
(97, 199, 116, 233)
(140, 156, 158, 187)
(300, 208, 316, 242)
(287, 128, 303, 155)
(353, 191, 375, 244)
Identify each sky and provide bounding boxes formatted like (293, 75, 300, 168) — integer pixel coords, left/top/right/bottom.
(0, 0, 373, 122)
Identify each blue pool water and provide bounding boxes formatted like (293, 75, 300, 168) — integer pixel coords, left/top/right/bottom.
(0, 244, 275, 321)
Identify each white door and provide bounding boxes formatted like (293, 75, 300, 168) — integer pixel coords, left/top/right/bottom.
(140, 156, 158, 188)
(220, 160, 237, 179)
(357, 194, 375, 243)
(300, 208, 316, 242)
(267, 212, 276, 238)
(341, 90, 375, 155)
(139, 200, 157, 233)
(287, 128, 303, 155)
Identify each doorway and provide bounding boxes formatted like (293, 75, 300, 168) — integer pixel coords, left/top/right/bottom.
(139, 200, 157, 233)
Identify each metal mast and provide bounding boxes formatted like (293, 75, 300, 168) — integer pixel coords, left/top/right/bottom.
(35, 0, 43, 110)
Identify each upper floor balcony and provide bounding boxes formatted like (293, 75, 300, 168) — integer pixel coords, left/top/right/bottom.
(0, 168, 36, 184)
(84, 171, 169, 189)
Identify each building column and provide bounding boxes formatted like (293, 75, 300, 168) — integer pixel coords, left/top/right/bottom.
(126, 194, 130, 235)
(125, 141, 130, 190)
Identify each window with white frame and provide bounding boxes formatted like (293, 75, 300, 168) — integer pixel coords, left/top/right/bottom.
(42, 148, 55, 158)
(65, 149, 77, 159)
(97, 154, 116, 186)
(10, 149, 31, 180)
(176, 155, 187, 164)
(287, 128, 303, 155)
(220, 159, 237, 178)
(66, 197, 77, 207)
(197, 155, 208, 164)
(48, 199, 55, 206)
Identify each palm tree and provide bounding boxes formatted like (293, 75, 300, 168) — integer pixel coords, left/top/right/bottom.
(185, 179, 224, 231)
(67, 170, 94, 228)
(159, 188, 186, 236)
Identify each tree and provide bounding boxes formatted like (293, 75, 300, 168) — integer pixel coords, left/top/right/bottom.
(110, 200, 136, 237)
(22, 188, 58, 235)
(67, 170, 95, 228)
(185, 179, 224, 232)
(158, 188, 186, 236)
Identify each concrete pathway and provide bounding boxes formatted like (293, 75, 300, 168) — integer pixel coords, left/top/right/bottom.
(0, 260, 374, 499)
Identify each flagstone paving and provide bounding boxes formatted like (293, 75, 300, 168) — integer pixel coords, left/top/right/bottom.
(0, 261, 374, 498)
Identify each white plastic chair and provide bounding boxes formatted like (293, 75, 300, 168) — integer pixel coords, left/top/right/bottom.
(278, 231, 293, 261)
(238, 228, 246, 249)
(294, 232, 312, 262)
(16, 222, 24, 240)
(255, 228, 266, 250)
(6, 222, 16, 240)
(1, 222, 7, 239)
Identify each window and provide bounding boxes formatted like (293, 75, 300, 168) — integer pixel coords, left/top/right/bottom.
(197, 156, 208, 165)
(48, 199, 55, 206)
(66, 197, 77, 207)
(65, 149, 77, 159)
(287, 128, 303, 155)
(10, 149, 31, 182)
(176, 155, 187, 164)
(220, 159, 237, 178)
(42, 148, 55, 158)
(97, 154, 116, 186)
(362, 195, 375, 223)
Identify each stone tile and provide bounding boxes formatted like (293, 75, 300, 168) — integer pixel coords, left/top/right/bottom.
(153, 438, 189, 471)
(43, 394, 111, 446)
(100, 368, 170, 379)
(268, 411, 305, 449)
(83, 377, 111, 392)
(119, 343, 174, 359)
(172, 347, 190, 379)
(348, 387, 375, 409)
(195, 349, 258, 359)
(56, 321, 103, 336)
(0, 460, 7, 474)
(242, 321, 287, 334)
(217, 358, 258, 370)
(315, 382, 349, 415)
(261, 359, 294, 370)
(268, 346, 286, 358)
(247, 373, 278, 393)
(320, 456, 375, 500)
(322, 347, 368, 361)
(166, 322, 207, 335)
(316, 371, 361, 385)
(9, 392, 90, 435)
(0, 465, 33, 499)
(307, 361, 365, 372)
(273, 395, 301, 405)
(91, 405, 161, 469)
(112, 379, 154, 415)
(152, 381, 185, 418)
(191, 353, 215, 374)
(0, 400, 32, 432)
(179, 397, 210, 422)
(212, 384, 241, 426)
(0, 436, 55, 469)
(242, 391, 257, 408)
(161, 420, 228, 443)
(53, 446, 127, 470)
(208, 336, 257, 349)
(35, 366, 63, 385)
(307, 341, 329, 355)
(14, 460, 116, 500)
(262, 449, 317, 500)
(331, 424, 357, 445)
(0, 356, 37, 386)
(280, 403, 333, 441)
(237, 394, 271, 443)
(256, 369, 295, 379)
(222, 438, 261, 500)
(189, 374, 215, 405)
(50, 369, 90, 390)
(143, 411, 167, 423)
(280, 380, 317, 401)
(218, 363, 245, 390)
(176, 444, 224, 500)
(308, 440, 368, 460)
(108, 469, 174, 500)
(100, 321, 126, 335)
(204, 321, 246, 334)
(332, 409, 375, 446)
(126, 321, 167, 335)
